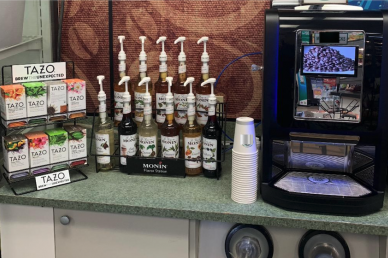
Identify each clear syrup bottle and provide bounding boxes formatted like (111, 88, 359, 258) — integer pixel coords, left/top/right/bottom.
(114, 36, 130, 126)
(118, 76, 137, 172)
(138, 77, 158, 157)
(95, 75, 115, 171)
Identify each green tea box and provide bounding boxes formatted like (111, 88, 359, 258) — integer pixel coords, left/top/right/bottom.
(45, 128, 68, 164)
(3, 134, 29, 172)
(64, 125, 87, 167)
(23, 82, 47, 119)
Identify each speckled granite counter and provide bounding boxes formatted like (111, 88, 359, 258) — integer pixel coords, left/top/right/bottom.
(0, 152, 388, 236)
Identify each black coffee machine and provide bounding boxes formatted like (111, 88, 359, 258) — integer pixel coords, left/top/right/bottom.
(261, 9, 388, 215)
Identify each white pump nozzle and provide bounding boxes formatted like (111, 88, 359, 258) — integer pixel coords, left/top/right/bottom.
(157, 36, 167, 62)
(97, 75, 106, 102)
(166, 77, 173, 98)
(118, 36, 126, 74)
(119, 76, 131, 103)
(166, 77, 174, 114)
(174, 37, 186, 62)
(138, 77, 151, 99)
(139, 36, 147, 62)
(201, 78, 217, 104)
(139, 77, 151, 117)
(197, 37, 209, 63)
(184, 77, 195, 104)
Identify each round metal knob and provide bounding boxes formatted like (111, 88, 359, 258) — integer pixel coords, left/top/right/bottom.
(60, 215, 70, 225)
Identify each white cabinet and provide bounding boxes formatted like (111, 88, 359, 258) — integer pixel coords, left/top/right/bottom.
(0, 204, 56, 258)
(54, 208, 190, 258)
(0, 204, 190, 258)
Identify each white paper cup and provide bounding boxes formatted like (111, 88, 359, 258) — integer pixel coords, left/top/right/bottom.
(231, 195, 257, 204)
(233, 117, 256, 154)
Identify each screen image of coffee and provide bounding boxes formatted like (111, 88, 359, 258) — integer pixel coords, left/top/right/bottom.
(302, 46, 357, 76)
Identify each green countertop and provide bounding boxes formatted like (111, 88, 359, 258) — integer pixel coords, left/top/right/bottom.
(0, 152, 388, 236)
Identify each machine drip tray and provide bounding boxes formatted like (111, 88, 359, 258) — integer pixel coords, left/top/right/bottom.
(274, 172, 371, 197)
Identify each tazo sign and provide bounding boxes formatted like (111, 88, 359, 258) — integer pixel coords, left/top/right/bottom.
(12, 62, 66, 83)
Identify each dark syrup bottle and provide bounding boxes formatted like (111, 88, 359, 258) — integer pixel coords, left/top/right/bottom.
(118, 76, 138, 172)
(201, 78, 222, 178)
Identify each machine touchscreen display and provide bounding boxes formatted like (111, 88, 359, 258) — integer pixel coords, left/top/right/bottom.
(301, 45, 358, 77)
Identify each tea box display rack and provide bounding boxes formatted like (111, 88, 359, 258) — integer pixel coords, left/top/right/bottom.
(89, 103, 227, 179)
(0, 61, 89, 196)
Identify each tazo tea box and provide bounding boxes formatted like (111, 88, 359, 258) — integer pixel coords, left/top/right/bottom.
(64, 125, 87, 167)
(45, 128, 69, 164)
(3, 135, 29, 172)
(24, 132, 50, 170)
(23, 82, 47, 119)
(45, 80, 67, 116)
(63, 79, 86, 112)
(0, 85, 27, 121)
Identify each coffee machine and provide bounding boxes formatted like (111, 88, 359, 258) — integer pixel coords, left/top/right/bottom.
(261, 10, 388, 215)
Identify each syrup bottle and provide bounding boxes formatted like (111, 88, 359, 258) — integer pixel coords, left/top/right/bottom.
(135, 36, 153, 126)
(161, 77, 180, 158)
(95, 76, 115, 171)
(114, 36, 130, 126)
(155, 36, 169, 128)
(182, 77, 202, 176)
(118, 76, 137, 172)
(202, 78, 222, 178)
(138, 77, 158, 157)
(173, 37, 189, 129)
(196, 37, 211, 127)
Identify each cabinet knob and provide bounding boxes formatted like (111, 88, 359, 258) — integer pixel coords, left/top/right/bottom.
(60, 215, 71, 225)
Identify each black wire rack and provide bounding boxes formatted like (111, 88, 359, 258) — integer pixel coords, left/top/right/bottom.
(90, 102, 227, 179)
(1, 61, 89, 195)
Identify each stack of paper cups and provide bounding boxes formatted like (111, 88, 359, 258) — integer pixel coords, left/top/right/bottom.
(231, 117, 258, 204)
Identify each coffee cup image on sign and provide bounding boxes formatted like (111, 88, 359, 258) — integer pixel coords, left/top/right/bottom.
(241, 134, 253, 147)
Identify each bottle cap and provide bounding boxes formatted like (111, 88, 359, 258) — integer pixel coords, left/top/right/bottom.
(197, 37, 209, 63)
(166, 77, 173, 103)
(118, 76, 131, 102)
(139, 36, 147, 62)
(201, 78, 217, 105)
(174, 37, 186, 62)
(184, 77, 195, 104)
(118, 36, 126, 62)
(97, 75, 106, 102)
(156, 36, 167, 62)
(138, 77, 151, 104)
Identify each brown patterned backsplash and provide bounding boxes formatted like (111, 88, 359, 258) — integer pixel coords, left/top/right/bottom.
(61, 0, 269, 119)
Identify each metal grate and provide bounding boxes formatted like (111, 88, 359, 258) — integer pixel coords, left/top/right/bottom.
(289, 153, 346, 172)
(274, 171, 371, 197)
(355, 165, 374, 186)
(352, 151, 373, 171)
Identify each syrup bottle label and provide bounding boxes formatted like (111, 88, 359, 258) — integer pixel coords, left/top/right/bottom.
(184, 136, 202, 168)
(161, 135, 179, 158)
(203, 137, 217, 170)
(95, 133, 110, 164)
(120, 134, 137, 165)
(174, 94, 188, 110)
(139, 136, 157, 157)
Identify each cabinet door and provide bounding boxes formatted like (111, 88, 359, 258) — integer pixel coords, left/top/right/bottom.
(54, 209, 189, 258)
